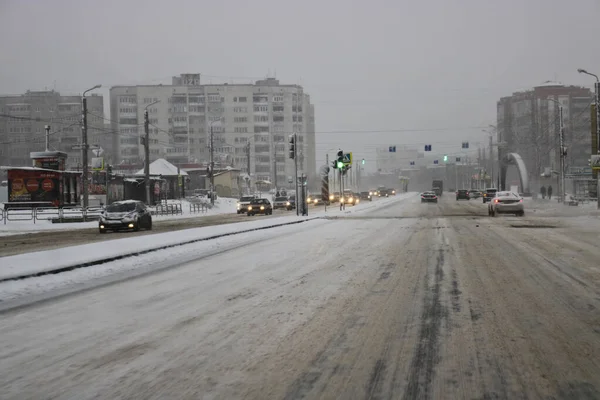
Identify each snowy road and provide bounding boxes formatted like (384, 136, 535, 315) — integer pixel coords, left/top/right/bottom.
(1, 195, 600, 399)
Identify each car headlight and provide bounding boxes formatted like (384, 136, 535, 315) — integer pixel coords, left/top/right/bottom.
(260, 206, 265, 210)
(286, 201, 290, 206)
(329, 195, 334, 200)
(392, 190, 396, 194)
(248, 206, 253, 210)
(369, 192, 372, 195)
(314, 199, 318, 203)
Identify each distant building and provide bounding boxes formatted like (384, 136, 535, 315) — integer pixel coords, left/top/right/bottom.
(0, 90, 104, 169)
(497, 82, 593, 181)
(109, 74, 316, 187)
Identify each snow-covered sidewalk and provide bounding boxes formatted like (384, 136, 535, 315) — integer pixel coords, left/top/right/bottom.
(0, 193, 415, 281)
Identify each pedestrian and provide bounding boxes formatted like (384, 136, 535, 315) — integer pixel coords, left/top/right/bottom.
(540, 185, 546, 200)
(547, 185, 553, 200)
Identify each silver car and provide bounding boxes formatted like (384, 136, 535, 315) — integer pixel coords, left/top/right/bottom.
(488, 191, 524, 217)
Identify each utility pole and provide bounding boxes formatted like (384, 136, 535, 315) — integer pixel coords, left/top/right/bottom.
(81, 84, 101, 209)
(246, 141, 251, 195)
(209, 120, 217, 205)
(144, 100, 159, 205)
(577, 68, 600, 208)
(489, 134, 494, 189)
(273, 147, 278, 189)
(294, 133, 299, 215)
(559, 104, 566, 203)
(44, 125, 50, 151)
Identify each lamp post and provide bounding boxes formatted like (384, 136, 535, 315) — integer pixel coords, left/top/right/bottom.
(144, 100, 160, 205)
(577, 68, 600, 209)
(209, 119, 220, 205)
(547, 98, 566, 203)
(81, 84, 101, 209)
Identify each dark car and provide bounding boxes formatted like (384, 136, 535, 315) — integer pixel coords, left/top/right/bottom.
(247, 198, 273, 216)
(359, 191, 372, 201)
(99, 200, 152, 233)
(237, 195, 256, 214)
(421, 191, 438, 203)
(482, 188, 498, 203)
(456, 189, 470, 200)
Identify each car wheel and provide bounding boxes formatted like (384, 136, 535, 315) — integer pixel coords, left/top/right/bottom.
(147, 219, 153, 230)
(133, 222, 140, 232)
(99, 228, 106, 234)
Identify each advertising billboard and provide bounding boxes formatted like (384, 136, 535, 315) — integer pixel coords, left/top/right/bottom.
(7, 169, 61, 206)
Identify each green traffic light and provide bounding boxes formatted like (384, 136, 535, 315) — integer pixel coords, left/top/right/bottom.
(443, 155, 448, 162)
(337, 161, 344, 169)
(361, 159, 365, 165)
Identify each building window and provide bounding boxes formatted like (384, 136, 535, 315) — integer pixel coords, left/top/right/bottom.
(233, 107, 247, 113)
(234, 116, 248, 123)
(207, 94, 220, 102)
(234, 127, 248, 133)
(238, 97, 247, 102)
(273, 96, 284, 102)
(254, 115, 268, 122)
(254, 105, 268, 112)
(273, 116, 284, 122)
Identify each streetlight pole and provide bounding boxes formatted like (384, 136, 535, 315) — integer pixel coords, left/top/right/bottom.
(578, 68, 600, 209)
(547, 98, 566, 203)
(209, 120, 219, 205)
(81, 84, 101, 209)
(144, 100, 160, 205)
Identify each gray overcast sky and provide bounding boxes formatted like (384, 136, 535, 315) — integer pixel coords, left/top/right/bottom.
(1, 0, 599, 170)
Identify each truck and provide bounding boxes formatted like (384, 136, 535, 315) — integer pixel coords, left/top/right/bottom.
(432, 180, 444, 197)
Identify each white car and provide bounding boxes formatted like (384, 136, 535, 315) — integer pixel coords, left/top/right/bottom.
(488, 191, 524, 217)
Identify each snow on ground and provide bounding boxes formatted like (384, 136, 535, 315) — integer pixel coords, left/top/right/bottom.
(0, 193, 414, 282)
(0, 197, 239, 236)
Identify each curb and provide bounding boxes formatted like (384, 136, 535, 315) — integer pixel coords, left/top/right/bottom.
(0, 217, 321, 283)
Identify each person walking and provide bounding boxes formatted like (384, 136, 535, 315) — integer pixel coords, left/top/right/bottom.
(540, 185, 547, 200)
(547, 185, 553, 200)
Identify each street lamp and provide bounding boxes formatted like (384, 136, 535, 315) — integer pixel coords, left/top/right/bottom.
(547, 98, 566, 203)
(209, 119, 221, 205)
(144, 100, 160, 205)
(81, 84, 102, 209)
(578, 68, 600, 209)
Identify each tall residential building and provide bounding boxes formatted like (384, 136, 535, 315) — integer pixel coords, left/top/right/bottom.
(110, 74, 316, 186)
(0, 90, 105, 168)
(497, 82, 593, 180)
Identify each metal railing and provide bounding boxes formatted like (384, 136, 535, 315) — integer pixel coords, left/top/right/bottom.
(152, 203, 183, 216)
(189, 202, 208, 214)
(1, 207, 103, 224)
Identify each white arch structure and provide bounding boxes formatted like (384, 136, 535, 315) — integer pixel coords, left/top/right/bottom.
(500, 152, 530, 194)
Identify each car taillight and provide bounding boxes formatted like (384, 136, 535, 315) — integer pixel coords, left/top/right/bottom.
(519, 199, 523, 202)
(494, 199, 499, 203)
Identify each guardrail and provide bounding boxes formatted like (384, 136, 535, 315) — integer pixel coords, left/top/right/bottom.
(189, 202, 208, 214)
(0, 207, 103, 224)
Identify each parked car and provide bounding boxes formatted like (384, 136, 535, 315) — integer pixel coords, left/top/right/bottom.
(488, 191, 524, 216)
(247, 198, 273, 216)
(99, 200, 152, 233)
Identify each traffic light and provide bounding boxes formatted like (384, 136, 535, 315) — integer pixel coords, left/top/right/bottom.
(443, 155, 448, 162)
(336, 150, 344, 169)
(106, 164, 113, 176)
(289, 134, 295, 159)
(361, 158, 365, 165)
(332, 160, 338, 170)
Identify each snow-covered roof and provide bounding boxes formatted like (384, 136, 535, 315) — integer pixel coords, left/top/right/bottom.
(0, 166, 79, 174)
(135, 159, 188, 176)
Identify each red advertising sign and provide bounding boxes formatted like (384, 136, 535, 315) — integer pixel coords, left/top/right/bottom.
(26, 179, 39, 192)
(42, 179, 55, 191)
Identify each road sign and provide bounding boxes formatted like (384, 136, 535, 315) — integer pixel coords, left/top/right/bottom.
(91, 157, 104, 171)
(389, 146, 397, 153)
(343, 152, 352, 165)
(434, 160, 439, 164)
(591, 155, 600, 170)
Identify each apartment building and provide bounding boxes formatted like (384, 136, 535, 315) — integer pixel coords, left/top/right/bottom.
(497, 82, 593, 180)
(109, 74, 316, 186)
(0, 90, 104, 168)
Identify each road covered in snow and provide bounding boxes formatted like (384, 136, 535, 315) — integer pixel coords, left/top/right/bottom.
(1, 193, 600, 399)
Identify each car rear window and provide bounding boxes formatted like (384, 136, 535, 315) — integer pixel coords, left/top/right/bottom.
(240, 196, 254, 202)
(275, 197, 287, 201)
(106, 202, 136, 212)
